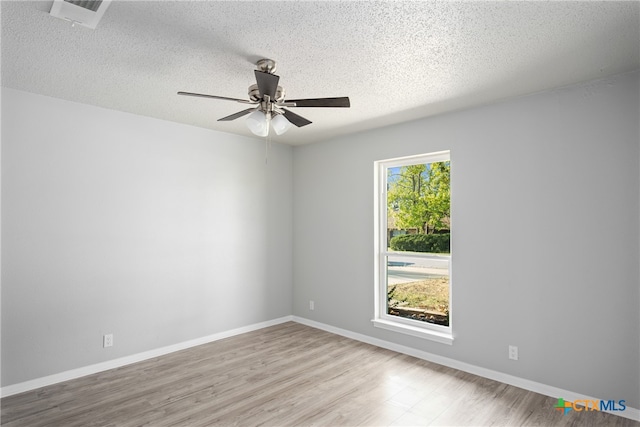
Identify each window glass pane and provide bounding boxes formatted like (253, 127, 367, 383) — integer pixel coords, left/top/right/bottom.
(387, 161, 450, 242)
(386, 254, 450, 326)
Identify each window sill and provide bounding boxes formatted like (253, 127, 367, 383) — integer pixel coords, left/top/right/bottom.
(372, 319, 453, 345)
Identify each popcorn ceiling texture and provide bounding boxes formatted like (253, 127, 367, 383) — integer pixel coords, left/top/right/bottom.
(2, 1, 638, 145)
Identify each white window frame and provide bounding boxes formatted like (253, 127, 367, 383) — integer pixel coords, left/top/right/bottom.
(372, 151, 453, 345)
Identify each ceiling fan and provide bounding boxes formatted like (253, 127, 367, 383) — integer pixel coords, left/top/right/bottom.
(178, 59, 350, 137)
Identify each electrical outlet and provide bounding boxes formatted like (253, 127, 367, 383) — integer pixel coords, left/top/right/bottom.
(103, 333, 114, 348)
(309, 300, 315, 311)
(508, 345, 518, 360)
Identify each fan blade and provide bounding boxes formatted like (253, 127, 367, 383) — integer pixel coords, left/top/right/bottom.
(254, 71, 280, 99)
(282, 109, 312, 127)
(285, 97, 350, 108)
(178, 92, 253, 104)
(218, 108, 256, 121)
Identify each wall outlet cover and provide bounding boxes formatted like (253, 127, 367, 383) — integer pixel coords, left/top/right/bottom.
(103, 334, 114, 348)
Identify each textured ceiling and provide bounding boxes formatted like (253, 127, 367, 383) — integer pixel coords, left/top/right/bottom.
(2, 1, 639, 145)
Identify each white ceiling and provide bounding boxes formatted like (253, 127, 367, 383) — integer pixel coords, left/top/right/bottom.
(2, 1, 639, 145)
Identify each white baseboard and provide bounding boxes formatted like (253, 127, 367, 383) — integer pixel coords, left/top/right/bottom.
(3, 314, 638, 422)
(292, 316, 640, 422)
(1, 315, 293, 398)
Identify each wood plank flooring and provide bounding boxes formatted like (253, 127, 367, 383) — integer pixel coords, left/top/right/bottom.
(1, 322, 637, 426)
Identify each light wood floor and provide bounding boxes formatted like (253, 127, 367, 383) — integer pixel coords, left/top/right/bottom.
(1, 322, 637, 426)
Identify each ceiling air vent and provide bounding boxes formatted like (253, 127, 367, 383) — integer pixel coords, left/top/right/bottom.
(49, 0, 112, 29)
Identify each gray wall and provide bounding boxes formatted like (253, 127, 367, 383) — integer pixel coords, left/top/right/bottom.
(1, 88, 293, 386)
(293, 71, 640, 408)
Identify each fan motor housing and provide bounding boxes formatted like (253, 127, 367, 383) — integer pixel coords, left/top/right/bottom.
(248, 84, 285, 103)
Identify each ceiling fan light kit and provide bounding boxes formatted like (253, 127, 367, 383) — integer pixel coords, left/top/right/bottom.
(178, 59, 350, 138)
(271, 113, 293, 136)
(246, 110, 269, 137)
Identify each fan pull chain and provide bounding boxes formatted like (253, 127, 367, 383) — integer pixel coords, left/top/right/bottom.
(264, 134, 272, 164)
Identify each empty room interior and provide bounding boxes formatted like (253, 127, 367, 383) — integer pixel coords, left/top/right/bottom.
(1, 1, 639, 426)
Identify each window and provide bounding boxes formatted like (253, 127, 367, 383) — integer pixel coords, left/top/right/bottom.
(373, 151, 452, 344)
